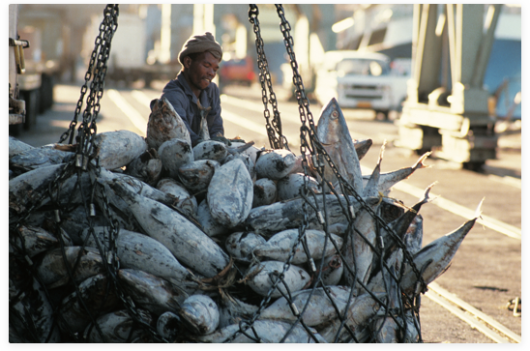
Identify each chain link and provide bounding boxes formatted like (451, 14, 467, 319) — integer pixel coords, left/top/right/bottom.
(58, 4, 119, 151)
(248, 5, 289, 151)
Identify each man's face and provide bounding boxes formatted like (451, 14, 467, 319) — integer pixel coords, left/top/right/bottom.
(184, 51, 220, 92)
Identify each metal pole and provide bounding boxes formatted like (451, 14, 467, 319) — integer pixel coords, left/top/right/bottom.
(471, 4, 502, 88)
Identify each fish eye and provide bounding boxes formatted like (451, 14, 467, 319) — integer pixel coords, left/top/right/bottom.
(331, 110, 339, 119)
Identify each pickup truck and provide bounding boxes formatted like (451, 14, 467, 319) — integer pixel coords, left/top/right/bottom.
(314, 50, 410, 119)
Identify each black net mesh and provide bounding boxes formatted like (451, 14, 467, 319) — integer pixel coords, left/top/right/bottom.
(9, 4, 436, 343)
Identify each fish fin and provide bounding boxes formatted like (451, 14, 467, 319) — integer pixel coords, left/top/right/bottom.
(412, 152, 432, 170)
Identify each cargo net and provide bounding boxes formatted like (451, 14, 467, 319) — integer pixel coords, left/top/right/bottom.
(9, 3, 478, 344)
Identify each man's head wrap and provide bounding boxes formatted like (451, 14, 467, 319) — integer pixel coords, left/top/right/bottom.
(178, 32, 222, 65)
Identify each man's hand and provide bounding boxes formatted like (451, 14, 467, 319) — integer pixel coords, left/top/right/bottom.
(211, 136, 231, 146)
(192, 138, 204, 147)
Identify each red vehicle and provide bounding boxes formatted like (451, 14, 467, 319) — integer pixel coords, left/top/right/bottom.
(218, 56, 256, 91)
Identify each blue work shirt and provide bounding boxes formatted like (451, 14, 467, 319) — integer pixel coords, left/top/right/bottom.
(161, 71, 224, 145)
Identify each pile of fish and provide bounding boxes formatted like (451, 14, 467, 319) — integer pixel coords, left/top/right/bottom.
(9, 97, 479, 343)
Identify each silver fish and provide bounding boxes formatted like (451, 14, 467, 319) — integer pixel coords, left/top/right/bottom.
(98, 170, 199, 230)
(318, 292, 386, 343)
(400, 215, 478, 295)
(315, 254, 344, 286)
(354, 138, 373, 161)
(84, 309, 154, 343)
(403, 214, 424, 256)
(82, 226, 199, 292)
(9, 225, 58, 258)
(146, 97, 191, 150)
(193, 140, 227, 162)
(342, 197, 381, 288)
(373, 316, 401, 343)
(243, 260, 311, 298)
(118, 269, 187, 315)
(9, 163, 70, 215)
(228, 141, 262, 165)
(196, 199, 231, 237)
(195, 320, 327, 343)
(367, 247, 404, 294)
(290, 138, 371, 178)
(225, 231, 266, 262)
(245, 194, 361, 235)
(254, 229, 344, 265)
(363, 152, 431, 196)
(179, 294, 220, 335)
(59, 205, 111, 244)
(9, 143, 74, 173)
(372, 267, 402, 343)
(276, 172, 321, 201)
(9, 135, 34, 157)
(156, 311, 181, 342)
(363, 141, 385, 198)
(255, 149, 297, 180)
(224, 151, 256, 181)
(158, 138, 194, 179)
(178, 159, 220, 194)
(379, 184, 433, 253)
(35, 246, 107, 289)
(58, 274, 119, 336)
(365, 185, 432, 281)
(207, 158, 253, 228)
(316, 98, 363, 195)
(252, 178, 277, 208)
(103, 170, 181, 209)
(156, 177, 198, 217)
(218, 294, 259, 328)
(107, 180, 229, 278)
(8, 325, 26, 343)
(10, 276, 61, 342)
(197, 102, 211, 141)
(124, 148, 163, 186)
(94, 130, 147, 170)
(259, 286, 355, 327)
(403, 310, 421, 343)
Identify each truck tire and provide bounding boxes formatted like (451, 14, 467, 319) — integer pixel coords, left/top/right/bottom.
(39, 73, 55, 113)
(374, 109, 389, 121)
(21, 89, 40, 131)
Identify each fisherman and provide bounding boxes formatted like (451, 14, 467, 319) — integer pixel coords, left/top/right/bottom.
(159, 32, 230, 147)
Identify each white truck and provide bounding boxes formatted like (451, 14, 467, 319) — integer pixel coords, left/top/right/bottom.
(85, 13, 178, 87)
(314, 50, 410, 119)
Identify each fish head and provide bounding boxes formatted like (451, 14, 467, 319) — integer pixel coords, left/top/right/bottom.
(316, 98, 354, 147)
(149, 97, 180, 122)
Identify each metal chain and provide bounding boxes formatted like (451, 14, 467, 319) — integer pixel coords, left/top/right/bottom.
(248, 4, 289, 150)
(58, 4, 119, 150)
(274, 4, 425, 341)
(275, 4, 426, 293)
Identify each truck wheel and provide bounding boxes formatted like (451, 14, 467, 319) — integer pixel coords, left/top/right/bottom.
(144, 73, 154, 88)
(374, 110, 389, 121)
(22, 89, 40, 131)
(39, 73, 55, 113)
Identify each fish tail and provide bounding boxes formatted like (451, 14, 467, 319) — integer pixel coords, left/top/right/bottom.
(378, 140, 387, 165)
(474, 197, 485, 220)
(413, 152, 432, 170)
(231, 141, 255, 154)
(420, 182, 438, 205)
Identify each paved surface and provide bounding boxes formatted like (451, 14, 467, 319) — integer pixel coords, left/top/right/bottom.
(9, 81, 524, 343)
